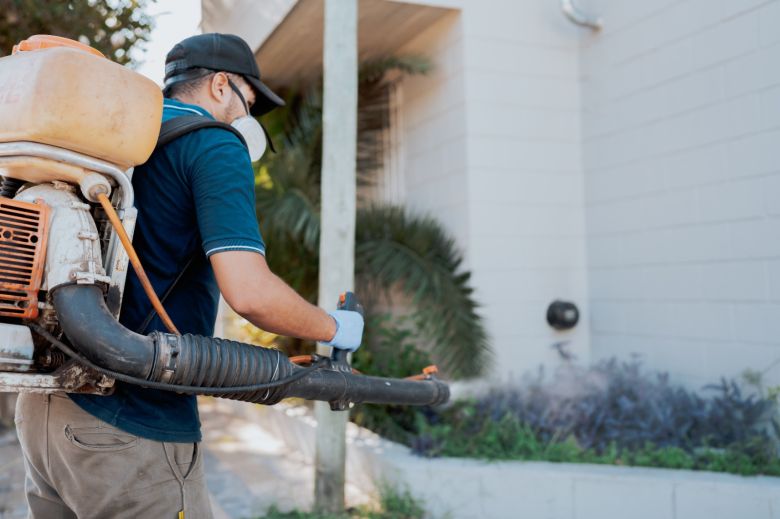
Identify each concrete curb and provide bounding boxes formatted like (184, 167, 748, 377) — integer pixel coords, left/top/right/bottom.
(226, 400, 780, 519)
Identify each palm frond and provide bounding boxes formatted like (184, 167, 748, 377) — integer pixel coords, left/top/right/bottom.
(356, 206, 491, 378)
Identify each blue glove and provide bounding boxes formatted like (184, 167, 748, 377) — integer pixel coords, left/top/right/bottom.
(325, 310, 364, 351)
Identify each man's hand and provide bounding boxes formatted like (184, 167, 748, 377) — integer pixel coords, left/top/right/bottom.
(325, 309, 364, 351)
(211, 251, 337, 342)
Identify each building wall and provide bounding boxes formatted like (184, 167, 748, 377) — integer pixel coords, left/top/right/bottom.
(207, 0, 780, 388)
(462, 0, 591, 378)
(396, 12, 469, 245)
(396, 0, 591, 380)
(580, 0, 780, 387)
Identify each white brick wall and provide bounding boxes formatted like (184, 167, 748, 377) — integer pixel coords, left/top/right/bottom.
(582, 0, 780, 388)
(395, 0, 590, 378)
(465, 0, 591, 376)
(396, 11, 470, 249)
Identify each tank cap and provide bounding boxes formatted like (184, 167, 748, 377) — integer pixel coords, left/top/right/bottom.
(12, 35, 105, 58)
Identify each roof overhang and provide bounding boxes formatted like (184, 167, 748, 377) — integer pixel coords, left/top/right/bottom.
(255, 0, 456, 89)
(201, 0, 296, 53)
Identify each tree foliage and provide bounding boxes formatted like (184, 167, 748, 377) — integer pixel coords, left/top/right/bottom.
(0, 0, 154, 65)
(255, 56, 491, 378)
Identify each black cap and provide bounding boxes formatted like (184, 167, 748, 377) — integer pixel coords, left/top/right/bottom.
(164, 33, 284, 116)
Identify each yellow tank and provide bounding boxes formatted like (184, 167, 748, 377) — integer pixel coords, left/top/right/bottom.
(0, 37, 163, 170)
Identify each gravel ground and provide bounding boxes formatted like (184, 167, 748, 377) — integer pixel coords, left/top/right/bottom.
(0, 429, 26, 519)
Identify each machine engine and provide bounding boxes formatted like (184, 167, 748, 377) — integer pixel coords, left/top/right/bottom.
(0, 152, 139, 394)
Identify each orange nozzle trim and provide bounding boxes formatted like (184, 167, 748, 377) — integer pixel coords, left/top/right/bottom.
(12, 35, 105, 58)
(405, 365, 440, 381)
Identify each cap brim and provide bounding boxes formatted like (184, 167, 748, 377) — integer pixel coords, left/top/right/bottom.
(246, 76, 285, 116)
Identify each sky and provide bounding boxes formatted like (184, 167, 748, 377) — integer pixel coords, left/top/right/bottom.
(133, 0, 202, 85)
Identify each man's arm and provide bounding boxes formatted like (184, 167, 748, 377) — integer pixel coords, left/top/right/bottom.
(211, 250, 337, 342)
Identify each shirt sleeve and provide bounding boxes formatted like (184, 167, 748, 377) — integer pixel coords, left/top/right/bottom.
(188, 130, 266, 258)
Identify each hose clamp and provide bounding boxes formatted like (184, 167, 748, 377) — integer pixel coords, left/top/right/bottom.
(155, 333, 180, 384)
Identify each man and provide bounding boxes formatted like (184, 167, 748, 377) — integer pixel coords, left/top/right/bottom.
(15, 33, 363, 518)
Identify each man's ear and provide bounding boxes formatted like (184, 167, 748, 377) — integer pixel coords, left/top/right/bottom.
(209, 72, 230, 104)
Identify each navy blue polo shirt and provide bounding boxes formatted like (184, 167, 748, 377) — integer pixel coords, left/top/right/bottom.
(70, 99, 265, 442)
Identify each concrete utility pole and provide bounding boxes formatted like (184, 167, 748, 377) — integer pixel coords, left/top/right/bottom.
(314, 0, 358, 513)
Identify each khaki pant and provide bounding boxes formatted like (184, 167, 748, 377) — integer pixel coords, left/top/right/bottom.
(15, 392, 213, 519)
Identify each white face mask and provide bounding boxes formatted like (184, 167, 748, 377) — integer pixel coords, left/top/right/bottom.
(228, 79, 267, 162)
(231, 115, 266, 162)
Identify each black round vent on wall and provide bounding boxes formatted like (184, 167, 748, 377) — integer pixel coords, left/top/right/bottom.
(546, 300, 579, 331)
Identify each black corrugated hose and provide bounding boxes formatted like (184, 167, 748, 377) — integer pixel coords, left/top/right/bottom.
(44, 284, 449, 408)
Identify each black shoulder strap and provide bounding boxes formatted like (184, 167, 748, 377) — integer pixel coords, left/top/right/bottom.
(156, 115, 248, 149)
(136, 255, 199, 334)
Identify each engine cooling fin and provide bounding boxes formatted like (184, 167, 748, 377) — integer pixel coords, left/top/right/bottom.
(0, 196, 49, 319)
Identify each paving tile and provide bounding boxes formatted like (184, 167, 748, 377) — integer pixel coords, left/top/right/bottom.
(0, 431, 27, 519)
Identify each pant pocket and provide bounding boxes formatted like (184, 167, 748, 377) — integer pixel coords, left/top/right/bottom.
(64, 424, 139, 452)
(170, 442, 202, 480)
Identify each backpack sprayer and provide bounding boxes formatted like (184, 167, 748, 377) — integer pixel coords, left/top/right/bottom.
(0, 35, 449, 410)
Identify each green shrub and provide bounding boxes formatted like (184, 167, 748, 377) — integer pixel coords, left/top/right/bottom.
(258, 486, 425, 519)
(367, 486, 426, 519)
(353, 355, 779, 477)
(260, 507, 341, 519)
(409, 400, 780, 476)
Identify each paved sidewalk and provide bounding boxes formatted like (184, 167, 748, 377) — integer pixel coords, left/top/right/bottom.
(0, 398, 373, 519)
(0, 431, 26, 519)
